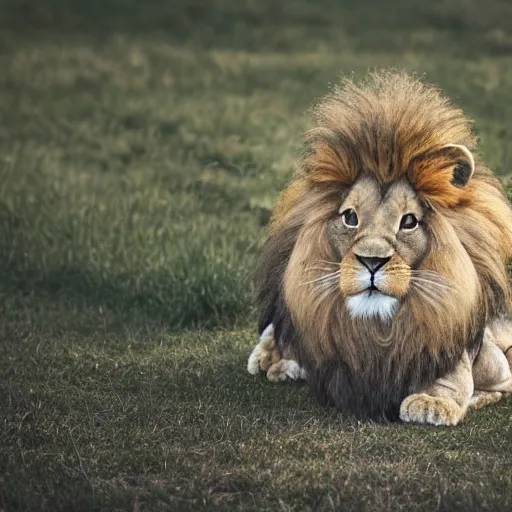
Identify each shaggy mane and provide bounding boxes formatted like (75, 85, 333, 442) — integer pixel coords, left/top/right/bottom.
(258, 71, 512, 419)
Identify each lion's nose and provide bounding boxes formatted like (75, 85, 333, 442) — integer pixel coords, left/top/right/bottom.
(355, 255, 391, 273)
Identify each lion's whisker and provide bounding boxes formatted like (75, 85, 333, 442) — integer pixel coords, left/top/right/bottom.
(410, 269, 443, 275)
(412, 285, 442, 311)
(409, 270, 453, 286)
(411, 279, 446, 294)
(311, 278, 341, 299)
(306, 262, 341, 273)
(387, 271, 450, 286)
(315, 260, 341, 266)
(411, 281, 446, 302)
(301, 270, 341, 287)
(410, 269, 450, 276)
(409, 277, 452, 291)
(306, 266, 340, 274)
(385, 270, 453, 289)
(412, 282, 444, 299)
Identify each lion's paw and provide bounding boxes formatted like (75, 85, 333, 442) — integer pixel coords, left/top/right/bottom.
(247, 324, 307, 382)
(266, 359, 307, 382)
(247, 324, 277, 375)
(399, 393, 464, 426)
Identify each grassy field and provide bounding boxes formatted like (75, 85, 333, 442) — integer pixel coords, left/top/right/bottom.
(2, 1, 512, 510)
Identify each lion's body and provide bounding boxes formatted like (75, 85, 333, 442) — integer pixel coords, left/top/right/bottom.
(248, 71, 512, 424)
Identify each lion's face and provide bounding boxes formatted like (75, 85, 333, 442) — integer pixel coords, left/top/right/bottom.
(330, 175, 429, 320)
(282, 166, 481, 346)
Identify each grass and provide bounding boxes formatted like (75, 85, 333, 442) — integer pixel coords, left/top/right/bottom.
(1, 0, 512, 510)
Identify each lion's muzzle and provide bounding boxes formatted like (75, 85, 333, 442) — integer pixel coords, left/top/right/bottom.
(339, 253, 411, 319)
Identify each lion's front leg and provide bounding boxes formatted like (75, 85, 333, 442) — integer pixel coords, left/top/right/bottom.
(400, 351, 473, 426)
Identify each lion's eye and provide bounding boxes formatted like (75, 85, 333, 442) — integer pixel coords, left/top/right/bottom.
(341, 208, 359, 228)
(400, 213, 418, 230)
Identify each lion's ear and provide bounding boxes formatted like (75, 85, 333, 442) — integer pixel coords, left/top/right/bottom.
(439, 143, 475, 188)
(410, 143, 475, 207)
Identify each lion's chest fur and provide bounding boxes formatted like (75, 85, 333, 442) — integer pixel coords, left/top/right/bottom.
(272, 289, 486, 419)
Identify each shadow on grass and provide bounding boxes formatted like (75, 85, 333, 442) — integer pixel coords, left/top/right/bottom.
(0, 252, 256, 334)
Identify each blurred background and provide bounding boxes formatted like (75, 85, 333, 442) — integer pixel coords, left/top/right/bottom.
(0, 0, 512, 328)
(2, 0, 512, 332)
(3, 2, 512, 510)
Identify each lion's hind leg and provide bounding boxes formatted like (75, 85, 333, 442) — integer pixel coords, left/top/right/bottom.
(247, 324, 307, 382)
(469, 391, 503, 410)
(472, 326, 512, 396)
(487, 316, 512, 372)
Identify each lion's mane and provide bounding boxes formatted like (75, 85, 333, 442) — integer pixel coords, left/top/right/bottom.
(257, 71, 512, 419)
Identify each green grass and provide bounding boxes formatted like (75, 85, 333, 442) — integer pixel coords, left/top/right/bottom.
(1, 1, 512, 510)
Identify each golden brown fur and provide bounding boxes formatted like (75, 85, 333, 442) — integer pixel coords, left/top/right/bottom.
(255, 71, 512, 419)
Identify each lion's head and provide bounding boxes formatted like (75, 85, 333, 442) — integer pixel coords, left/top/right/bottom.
(257, 71, 512, 419)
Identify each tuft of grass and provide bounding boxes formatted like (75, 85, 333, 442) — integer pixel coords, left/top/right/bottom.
(1, 1, 512, 510)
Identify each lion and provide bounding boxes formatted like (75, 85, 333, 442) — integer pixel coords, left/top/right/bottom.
(247, 71, 512, 426)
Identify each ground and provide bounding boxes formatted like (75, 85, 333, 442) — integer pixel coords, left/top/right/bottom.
(1, 1, 512, 510)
